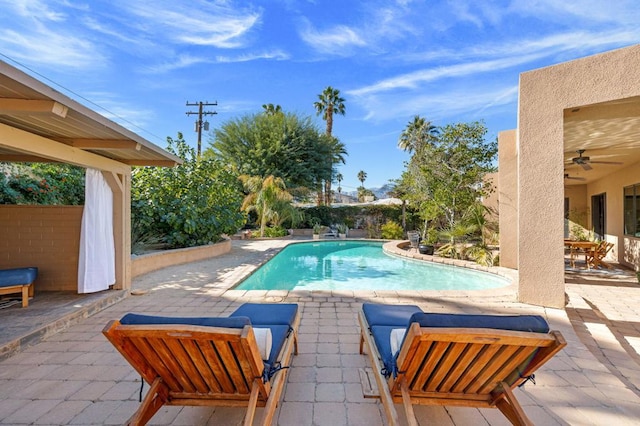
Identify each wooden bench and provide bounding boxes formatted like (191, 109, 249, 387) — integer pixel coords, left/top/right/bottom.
(0, 267, 38, 308)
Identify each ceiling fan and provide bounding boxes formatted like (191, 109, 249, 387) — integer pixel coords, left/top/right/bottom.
(570, 149, 622, 171)
(564, 173, 585, 181)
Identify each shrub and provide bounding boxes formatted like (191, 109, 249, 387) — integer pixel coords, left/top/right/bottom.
(262, 226, 288, 238)
(131, 134, 245, 249)
(0, 163, 84, 205)
(381, 220, 404, 239)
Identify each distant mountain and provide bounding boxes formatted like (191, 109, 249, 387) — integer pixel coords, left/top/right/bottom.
(344, 183, 394, 200)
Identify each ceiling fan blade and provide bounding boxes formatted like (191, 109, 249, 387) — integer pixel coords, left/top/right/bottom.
(579, 162, 592, 171)
(589, 160, 623, 165)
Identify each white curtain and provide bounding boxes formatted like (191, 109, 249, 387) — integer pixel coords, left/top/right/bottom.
(78, 168, 115, 293)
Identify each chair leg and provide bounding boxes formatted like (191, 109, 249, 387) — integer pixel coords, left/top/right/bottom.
(127, 377, 168, 426)
(494, 382, 533, 426)
(399, 377, 418, 426)
(243, 380, 260, 426)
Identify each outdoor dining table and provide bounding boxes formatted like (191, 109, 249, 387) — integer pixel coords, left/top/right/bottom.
(564, 240, 598, 268)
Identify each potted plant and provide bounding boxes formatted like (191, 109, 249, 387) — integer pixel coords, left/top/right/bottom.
(418, 228, 438, 255)
(337, 224, 348, 239)
(312, 223, 322, 240)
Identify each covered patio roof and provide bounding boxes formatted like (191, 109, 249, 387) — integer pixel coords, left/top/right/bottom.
(563, 95, 640, 185)
(0, 60, 181, 167)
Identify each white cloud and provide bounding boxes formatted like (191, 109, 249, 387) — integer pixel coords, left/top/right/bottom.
(0, 28, 104, 68)
(348, 53, 543, 97)
(349, 27, 639, 98)
(357, 83, 520, 123)
(216, 50, 290, 63)
(299, 21, 367, 55)
(2, 0, 67, 21)
(121, 0, 262, 48)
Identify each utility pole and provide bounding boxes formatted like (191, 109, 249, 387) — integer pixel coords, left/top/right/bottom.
(185, 101, 217, 156)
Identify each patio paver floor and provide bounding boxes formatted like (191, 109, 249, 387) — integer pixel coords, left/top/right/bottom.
(1, 239, 639, 425)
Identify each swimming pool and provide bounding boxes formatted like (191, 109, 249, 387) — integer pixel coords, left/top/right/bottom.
(235, 241, 510, 291)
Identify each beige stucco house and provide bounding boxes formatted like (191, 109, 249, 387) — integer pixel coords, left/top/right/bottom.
(499, 44, 640, 308)
(0, 60, 181, 293)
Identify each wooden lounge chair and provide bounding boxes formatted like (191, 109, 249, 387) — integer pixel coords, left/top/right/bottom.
(103, 303, 299, 426)
(359, 303, 566, 426)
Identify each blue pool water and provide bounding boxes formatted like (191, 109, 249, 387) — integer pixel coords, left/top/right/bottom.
(235, 241, 510, 291)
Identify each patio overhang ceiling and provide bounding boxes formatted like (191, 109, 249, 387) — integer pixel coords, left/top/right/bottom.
(0, 60, 182, 167)
(563, 96, 640, 185)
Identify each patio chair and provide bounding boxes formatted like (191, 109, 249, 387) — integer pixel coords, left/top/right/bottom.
(585, 241, 614, 269)
(358, 303, 566, 426)
(323, 226, 338, 238)
(103, 303, 299, 426)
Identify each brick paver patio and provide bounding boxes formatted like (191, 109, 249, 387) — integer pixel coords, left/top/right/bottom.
(1, 239, 639, 425)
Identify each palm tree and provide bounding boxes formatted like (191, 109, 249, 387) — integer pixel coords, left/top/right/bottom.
(357, 170, 367, 187)
(314, 86, 346, 205)
(314, 86, 346, 136)
(398, 115, 439, 154)
(262, 103, 282, 115)
(324, 137, 347, 205)
(239, 175, 293, 237)
(336, 172, 343, 202)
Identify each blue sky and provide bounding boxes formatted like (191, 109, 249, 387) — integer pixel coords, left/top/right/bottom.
(0, 1, 638, 192)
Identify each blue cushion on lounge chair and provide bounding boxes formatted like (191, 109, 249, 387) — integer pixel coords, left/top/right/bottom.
(370, 325, 399, 376)
(407, 313, 550, 333)
(120, 313, 251, 329)
(265, 324, 291, 366)
(230, 303, 298, 327)
(362, 303, 422, 327)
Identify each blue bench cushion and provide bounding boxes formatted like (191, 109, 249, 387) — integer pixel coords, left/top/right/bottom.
(230, 303, 298, 327)
(362, 303, 422, 327)
(0, 267, 38, 287)
(408, 313, 550, 333)
(120, 313, 251, 329)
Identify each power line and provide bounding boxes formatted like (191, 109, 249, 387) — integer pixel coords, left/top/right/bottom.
(185, 101, 217, 156)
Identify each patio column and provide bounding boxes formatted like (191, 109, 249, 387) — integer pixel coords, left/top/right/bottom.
(517, 73, 566, 308)
(102, 171, 132, 290)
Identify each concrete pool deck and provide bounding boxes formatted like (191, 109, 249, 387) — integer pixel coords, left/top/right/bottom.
(1, 238, 639, 425)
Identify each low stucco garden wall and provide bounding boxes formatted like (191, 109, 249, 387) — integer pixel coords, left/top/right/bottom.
(131, 238, 231, 278)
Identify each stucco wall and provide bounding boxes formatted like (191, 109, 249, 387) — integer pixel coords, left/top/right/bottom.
(131, 238, 232, 278)
(0, 205, 83, 292)
(583, 160, 640, 268)
(498, 130, 518, 269)
(517, 44, 640, 308)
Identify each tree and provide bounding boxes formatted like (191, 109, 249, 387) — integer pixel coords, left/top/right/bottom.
(400, 121, 497, 246)
(314, 86, 346, 205)
(398, 115, 439, 154)
(132, 133, 245, 250)
(239, 175, 294, 237)
(210, 112, 328, 197)
(335, 172, 343, 202)
(357, 170, 367, 187)
(314, 86, 346, 137)
(262, 103, 282, 115)
(323, 136, 347, 205)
